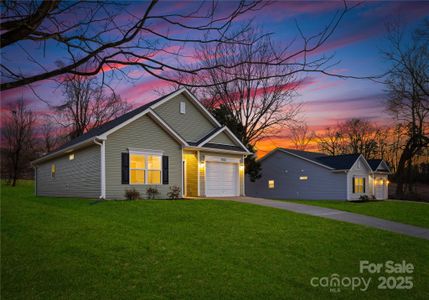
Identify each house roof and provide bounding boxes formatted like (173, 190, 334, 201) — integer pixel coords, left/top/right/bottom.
(54, 90, 175, 152)
(367, 159, 383, 171)
(273, 148, 362, 170)
(316, 154, 362, 170)
(34, 88, 250, 164)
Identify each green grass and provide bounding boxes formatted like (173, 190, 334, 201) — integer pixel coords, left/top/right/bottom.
(283, 199, 429, 228)
(2, 181, 429, 299)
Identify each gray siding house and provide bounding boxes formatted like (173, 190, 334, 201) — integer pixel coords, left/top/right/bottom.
(33, 88, 250, 199)
(246, 148, 390, 201)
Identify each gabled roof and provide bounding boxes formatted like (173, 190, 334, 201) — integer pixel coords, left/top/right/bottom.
(317, 154, 362, 170)
(367, 159, 383, 171)
(367, 159, 390, 172)
(33, 88, 250, 164)
(262, 148, 368, 171)
(55, 90, 175, 152)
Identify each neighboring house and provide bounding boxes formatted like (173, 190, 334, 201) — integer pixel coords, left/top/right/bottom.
(32, 88, 251, 199)
(246, 148, 390, 201)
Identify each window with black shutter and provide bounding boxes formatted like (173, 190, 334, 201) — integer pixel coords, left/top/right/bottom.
(162, 156, 169, 184)
(121, 153, 129, 184)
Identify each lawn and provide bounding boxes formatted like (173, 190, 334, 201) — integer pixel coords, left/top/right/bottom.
(2, 181, 429, 299)
(284, 199, 429, 228)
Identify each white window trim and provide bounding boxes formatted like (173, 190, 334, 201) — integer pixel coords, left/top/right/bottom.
(353, 176, 365, 194)
(129, 151, 163, 185)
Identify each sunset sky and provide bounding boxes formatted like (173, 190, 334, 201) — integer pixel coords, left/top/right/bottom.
(1, 1, 428, 156)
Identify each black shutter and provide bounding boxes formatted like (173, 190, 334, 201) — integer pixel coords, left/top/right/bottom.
(162, 156, 169, 184)
(363, 178, 366, 193)
(352, 177, 355, 193)
(121, 153, 129, 184)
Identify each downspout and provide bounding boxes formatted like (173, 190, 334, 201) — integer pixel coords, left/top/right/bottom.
(94, 138, 106, 199)
(33, 165, 37, 196)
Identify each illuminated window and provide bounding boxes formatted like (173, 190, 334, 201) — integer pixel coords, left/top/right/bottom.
(353, 177, 365, 193)
(69, 153, 75, 160)
(130, 153, 161, 184)
(268, 180, 275, 189)
(180, 101, 186, 114)
(51, 164, 56, 178)
(299, 176, 308, 180)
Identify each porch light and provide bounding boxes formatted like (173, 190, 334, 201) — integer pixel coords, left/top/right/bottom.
(200, 161, 205, 169)
(239, 164, 244, 171)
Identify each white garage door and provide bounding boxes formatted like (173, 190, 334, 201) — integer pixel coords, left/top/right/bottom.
(206, 162, 239, 197)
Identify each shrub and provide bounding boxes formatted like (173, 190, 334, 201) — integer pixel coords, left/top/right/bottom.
(167, 185, 181, 200)
(359, 195, 370, 201)
(124, 188, 140, 200)
(146, 187, 159, 199)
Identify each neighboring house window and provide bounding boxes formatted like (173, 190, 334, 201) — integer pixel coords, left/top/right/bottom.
(180, 101, 186, 114)
(69, 153, 75, 160)
(353, 177, 365, 193)
(268, 180, 275, 189)
(299, 176, 308, 180)
(51, 164, 56, 178)
(130, 153, 162, 184)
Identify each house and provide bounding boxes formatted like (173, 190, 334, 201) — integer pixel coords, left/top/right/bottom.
(246, 148, 390, 201)
(32, 88, 251, 199)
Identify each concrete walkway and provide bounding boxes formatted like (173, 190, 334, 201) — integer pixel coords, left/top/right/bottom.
(213, 197, 429, 241)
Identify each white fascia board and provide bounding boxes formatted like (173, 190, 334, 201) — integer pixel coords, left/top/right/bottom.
(197, 127, 226, 147)
(98, 108, 151, 139)
(378, 160, 391, 173)
(198, 126, 251, 155)
(146, 110, 189, 146)
(222, 126, 251, 154)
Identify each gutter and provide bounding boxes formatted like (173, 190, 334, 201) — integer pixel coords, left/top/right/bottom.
(184, 146, 250, 156)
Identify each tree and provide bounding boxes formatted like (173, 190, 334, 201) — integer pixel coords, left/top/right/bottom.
(340, 118, 380, 159)
(289, 123, 315, 151)
(1, 99, 35, 186)
(384, 21, 429, 197)
(0, 1, 269, 91)
(55, 75, 131, 139)
(210, 105, 261, 181)
(39, 115, 64, 153)
(317, 126, 344, 156)
(1, 1, 358, 94)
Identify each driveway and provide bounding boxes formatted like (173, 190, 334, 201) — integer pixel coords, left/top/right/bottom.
(213, 197, 429, 241)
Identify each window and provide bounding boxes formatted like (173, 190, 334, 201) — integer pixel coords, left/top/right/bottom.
(268, 180, 275, 189)
(299, 176, 308, 180)
(69, 153, 75, 160)
(51, 164, 56, 178)
(353, 177, 365, 193)
(180, 101, 186, 114)
(130, 153, 162, 184)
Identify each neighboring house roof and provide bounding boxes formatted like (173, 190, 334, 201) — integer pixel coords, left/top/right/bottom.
(367, 159, 383, 171)
(316, 154, 362, 170)
(263, 148, 386, 172)
(367, 159, 390, 172)
(33, 88, 250, 164)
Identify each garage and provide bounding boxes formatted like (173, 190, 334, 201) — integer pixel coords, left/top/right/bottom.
(205, 159, 239, 197)
(374, 177, 387, 200)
